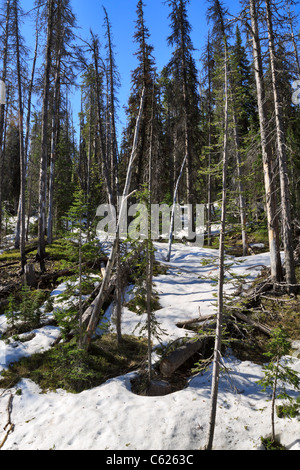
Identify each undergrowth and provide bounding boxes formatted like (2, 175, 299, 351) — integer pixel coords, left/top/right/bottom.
(0, 334, 148, 394)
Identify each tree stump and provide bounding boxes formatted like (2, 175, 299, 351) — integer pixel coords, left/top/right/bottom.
(24, 263, 37, 288)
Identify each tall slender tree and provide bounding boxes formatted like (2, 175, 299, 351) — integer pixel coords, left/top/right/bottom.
(264, 0, 296, 292)
(247, 0, 283, 284)
(205, 0, 230, 450)
(0, 0, 10, 245)
(13, 0, 26, 271)
(37, 0, 54, 272)
(165, 0, 201, 206)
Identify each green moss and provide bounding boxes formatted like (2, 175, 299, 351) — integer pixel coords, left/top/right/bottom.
(0, 334, 148, 394)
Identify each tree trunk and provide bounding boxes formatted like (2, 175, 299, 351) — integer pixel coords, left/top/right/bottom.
(91, 32, 113, 207)
(248, 0, 283, 284)
(37, 0, 54, 272)
(205, 36, 229, 452)
(47, 29, 63, 244)
(264, 0, 296, 292)
(14, 0, 26, 272)
(0, 0, 10, 247)
(166, 152, 188, 262)
(160, 336, 213, 377)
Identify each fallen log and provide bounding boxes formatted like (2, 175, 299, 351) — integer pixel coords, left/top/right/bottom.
(176, 314, 215, 329)
(37, 257, 109, 287)
(228, 308, 271, 336)
(159, 335, 214, 378)
(0, 282, 18, 298)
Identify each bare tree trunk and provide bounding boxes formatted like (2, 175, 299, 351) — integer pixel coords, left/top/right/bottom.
(206, 34, 213, 247)
(47, 27, 63, 244)
(91, 32, 113, 207)
(0, 0, 10, 247)
(231, 101, 248, 256)
(37, 0, 54, 272)
(248, 0, 283, 284)
(14, 0, 26, 272)
(264, 0, 296, 292)
(166, 152, 188, 263)
(205, 40, 229, 451)
(103, 7, 119, 206)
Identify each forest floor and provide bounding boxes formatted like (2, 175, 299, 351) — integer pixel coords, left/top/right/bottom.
(0, 227, 299, 450)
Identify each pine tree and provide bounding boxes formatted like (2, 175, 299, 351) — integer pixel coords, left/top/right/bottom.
(37, 0, 54, 272)
(121, 0, 157, 195)
(205, 0, 230, 451)
(12, 0, 26, 271)
(164, 0, 201, 206)
(0, 0, 10, 246)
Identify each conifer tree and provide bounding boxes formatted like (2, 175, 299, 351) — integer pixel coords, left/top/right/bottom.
(264, 0, 296, 291)
(121, 0, 157, 195)
(12, 0, 26, 271)
(0, 0, 10, 246)
(164, 0, 201, 206)
(37, 0, 54, 272)
(205, 0, 230, 451)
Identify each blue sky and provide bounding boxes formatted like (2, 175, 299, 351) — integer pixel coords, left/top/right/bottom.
(22, 0, 238, 141)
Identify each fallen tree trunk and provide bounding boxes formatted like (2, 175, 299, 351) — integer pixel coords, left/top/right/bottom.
(228, 308, 271, 336)
(159, 335, 214, 377)
(37, 257, 108, 287)
(176, 314, 215, 329)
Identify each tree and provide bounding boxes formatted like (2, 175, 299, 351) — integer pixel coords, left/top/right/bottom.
(165, 0, 201, 206)
(37, 0, 54, 272)
(121, 0, 157, 195)
(0, 0, 10, 246)
(205, 0, 230, 451)
(81, 87, 145, 349)
(47, 0, 77, 244)
(90, 30, 113, 207)
(13, 0, 26, 271)
(258, 327, 299, 447)
(103, 6, 120, 206)
(247, 0, 283, 284)
(264, 0, 296, 292)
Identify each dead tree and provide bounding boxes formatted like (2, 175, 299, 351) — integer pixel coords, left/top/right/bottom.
(264, 0, 296, 292)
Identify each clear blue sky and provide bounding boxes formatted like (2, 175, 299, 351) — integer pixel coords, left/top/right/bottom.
(21, 0, 239, 141)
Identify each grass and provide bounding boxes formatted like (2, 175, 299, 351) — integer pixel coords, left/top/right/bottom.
(0, 334, 148, 394)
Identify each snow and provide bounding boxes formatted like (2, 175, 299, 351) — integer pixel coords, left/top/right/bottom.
(0, 242, 299, 451)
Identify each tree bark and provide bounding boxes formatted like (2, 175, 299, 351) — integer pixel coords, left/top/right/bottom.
(206, 32, 229, 452)
(37, 0, 54, 272)
(47, 25, 63, 244)
(14, 0, 26, 272)
(248, 0, 283, 284)
(160, 336, 213, 377)
(264, 0, 296, 292)
(0, 0, 10, 247)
